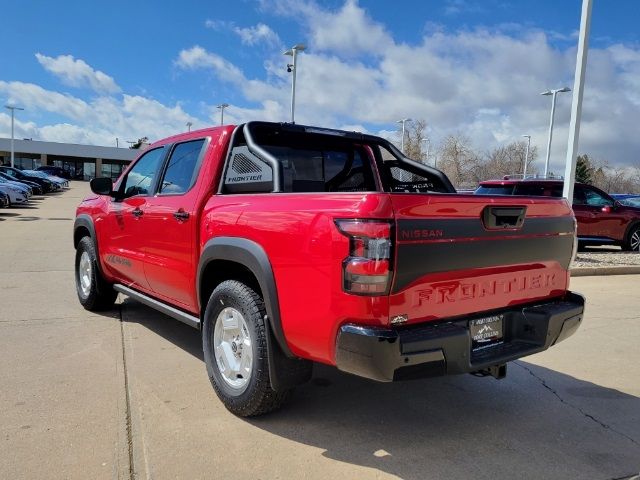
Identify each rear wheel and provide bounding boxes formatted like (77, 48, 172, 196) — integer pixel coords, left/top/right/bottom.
(623, 224, 640, 252)
(75, 236, 117, 310)
(202, 280, 290, 417)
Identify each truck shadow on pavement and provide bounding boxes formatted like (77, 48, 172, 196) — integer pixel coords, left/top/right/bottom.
(120, 301, 640, 480)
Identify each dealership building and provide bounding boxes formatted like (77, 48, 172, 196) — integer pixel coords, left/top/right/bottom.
(0, 137, 139, 180)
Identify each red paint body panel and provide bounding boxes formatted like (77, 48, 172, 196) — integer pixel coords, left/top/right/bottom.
(387, 193, 573, 325)
(77, 125, 577, 368)
(200, 193, 394, 364)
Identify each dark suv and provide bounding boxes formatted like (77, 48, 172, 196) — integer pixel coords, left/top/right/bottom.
(476, 179, 640, 251)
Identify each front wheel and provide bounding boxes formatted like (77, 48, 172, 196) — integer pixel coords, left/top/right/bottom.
(75, 236, 117, 310)
(202, 280, 290, 417)
(623, 225, 640, 252)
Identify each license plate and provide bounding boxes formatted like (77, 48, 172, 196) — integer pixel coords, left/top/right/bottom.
(470, 314, 504, 351)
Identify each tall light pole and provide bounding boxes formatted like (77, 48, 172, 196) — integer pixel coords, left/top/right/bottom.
(522, 134, 531, 177)
(284, 44, 305, 123)
(541, 87, 571, 177)
(186, 121, 193, 132)
(563, 0, 593, 202)
(5, 105, 24, 168)
(397, 118, 412, 153)
(216, 103, 229, 126)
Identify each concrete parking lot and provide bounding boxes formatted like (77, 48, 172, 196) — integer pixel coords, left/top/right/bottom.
(1, 182, 639, 480)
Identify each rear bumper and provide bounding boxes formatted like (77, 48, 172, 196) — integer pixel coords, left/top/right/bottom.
(335, 292, 585, 382)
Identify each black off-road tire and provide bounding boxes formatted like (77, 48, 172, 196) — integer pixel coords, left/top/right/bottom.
(75, 236, 117, 311)
(623, 224, 640, 252)
(202, 280, 291, 417)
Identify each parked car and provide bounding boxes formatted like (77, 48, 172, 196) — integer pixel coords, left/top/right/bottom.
(0, 172, 42, 194)
(37, 165, 71, 179)
(74, 122, 584, 416)
(611, 194, 640, 208)
(0, 190, 9, 208)
(0, 166, 55, 193)
(22, 170, 69, 189)
(0, 183, 28, 205)
(476, 179, 640, 251)
(0, 176, 32, 198)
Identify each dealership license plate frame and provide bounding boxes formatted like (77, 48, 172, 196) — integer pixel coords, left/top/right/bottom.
(469, 314, 504, 352)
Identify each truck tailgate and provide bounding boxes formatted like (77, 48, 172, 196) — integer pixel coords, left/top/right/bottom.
(389, 194, 575, 324)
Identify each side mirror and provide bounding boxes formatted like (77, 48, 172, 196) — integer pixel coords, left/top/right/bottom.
(90, 177, 114, 196)
(601, 205, 611, 213)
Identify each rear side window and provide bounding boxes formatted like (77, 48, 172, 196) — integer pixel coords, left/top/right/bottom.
(475, 185, 515, 195)
(121, 147, 165, 198)
(159, 139, 205, 195)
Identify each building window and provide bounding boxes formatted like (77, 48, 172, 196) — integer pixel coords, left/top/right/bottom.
(101, 162, 125, 180)
(14, 157, 40, 170)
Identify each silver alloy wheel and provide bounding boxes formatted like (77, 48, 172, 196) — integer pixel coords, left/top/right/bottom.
(631, 230, 640, 251)
(213, 307, 253, 390)
(78, 251, 93, 296)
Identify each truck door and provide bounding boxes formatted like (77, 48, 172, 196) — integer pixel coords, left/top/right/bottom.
(101, 146, 167, 290)
(142, 138, 208, 311)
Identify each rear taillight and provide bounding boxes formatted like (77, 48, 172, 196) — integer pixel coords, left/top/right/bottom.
(335, 219, 393, 295)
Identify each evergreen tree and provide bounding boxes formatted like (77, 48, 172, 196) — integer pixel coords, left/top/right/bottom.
(575, 154, 593, 184)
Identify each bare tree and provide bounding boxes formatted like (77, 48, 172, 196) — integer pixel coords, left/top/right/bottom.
(396, 119, 430, 164)
(437, 134, 480, 188)
(474, 141, 538, 182)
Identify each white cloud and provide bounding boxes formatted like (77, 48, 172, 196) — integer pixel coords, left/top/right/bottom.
(35, 53, 120, 94)
(0, 81, 200, 146)
(233, 23, 281, 47)
(263, 0, 392, 57)
(175, 46, 246, 85)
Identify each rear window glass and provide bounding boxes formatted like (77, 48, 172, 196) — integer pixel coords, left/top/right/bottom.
(475, 185, 515, 195)
(513, 184, 563, 197)
(262, 146, 376, 193)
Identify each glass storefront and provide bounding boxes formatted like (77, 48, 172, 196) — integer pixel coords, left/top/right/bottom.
(13, 157, 41, 170)
(101, 162, 125, 180)
(52, 158, 94, 180)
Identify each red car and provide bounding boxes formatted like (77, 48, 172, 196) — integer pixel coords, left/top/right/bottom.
(476, 179, 640, 251)
(74, 122, 584, 416)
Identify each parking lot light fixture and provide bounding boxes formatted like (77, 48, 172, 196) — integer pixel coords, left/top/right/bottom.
(396, 118, 412, 153)
(541, 87, 571, 177)
(186, 121, 193, 132)
(5, 105, 25, 168)
(522, 135, 531, 177)
(284, 44, 306, 123)
(216, 104, 229, 126)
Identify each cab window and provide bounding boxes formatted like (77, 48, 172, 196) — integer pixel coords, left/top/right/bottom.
(159, 140, 205, 195)
(121, 147, 165, 198)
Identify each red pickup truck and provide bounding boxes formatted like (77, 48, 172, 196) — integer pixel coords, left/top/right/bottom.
(74, 122, 584, 416)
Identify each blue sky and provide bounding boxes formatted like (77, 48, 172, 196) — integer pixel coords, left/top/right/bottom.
(2, 0, 640, 170)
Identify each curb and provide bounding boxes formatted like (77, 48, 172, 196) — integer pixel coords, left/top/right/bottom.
(570, 266, 640, 277)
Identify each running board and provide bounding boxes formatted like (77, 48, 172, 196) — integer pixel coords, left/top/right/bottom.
(113, 284, 201, 329)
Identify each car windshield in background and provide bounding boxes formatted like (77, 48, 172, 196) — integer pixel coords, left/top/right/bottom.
(475, 185, 515, 195)
(619, 197, 640, 207)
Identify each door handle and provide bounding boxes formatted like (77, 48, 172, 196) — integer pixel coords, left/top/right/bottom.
(132, 207, 144, 218)
(173, 209, 189, 221)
